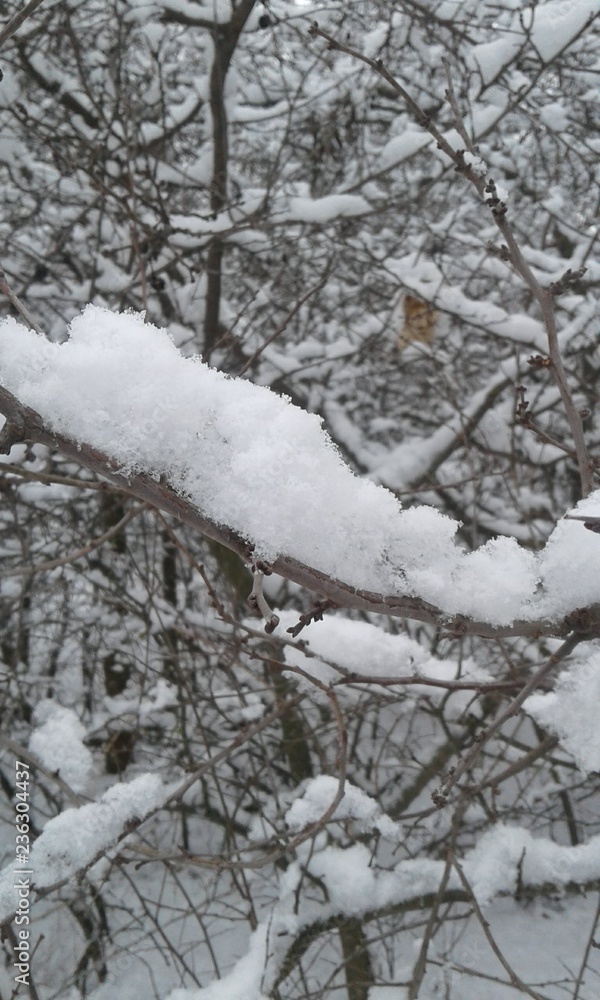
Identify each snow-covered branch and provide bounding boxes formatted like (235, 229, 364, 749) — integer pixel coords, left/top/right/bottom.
(1, 307, 600, 639)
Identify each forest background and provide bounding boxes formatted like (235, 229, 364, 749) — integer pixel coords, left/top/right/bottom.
(0, 1, 599, 998)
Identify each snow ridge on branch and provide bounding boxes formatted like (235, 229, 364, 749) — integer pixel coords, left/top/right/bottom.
(1, 306, 600, 637)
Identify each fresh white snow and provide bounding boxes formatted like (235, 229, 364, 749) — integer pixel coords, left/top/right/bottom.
(1, 306, 599, 628)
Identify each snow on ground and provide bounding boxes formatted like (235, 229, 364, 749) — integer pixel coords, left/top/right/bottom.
(162, 792, 600, 1000)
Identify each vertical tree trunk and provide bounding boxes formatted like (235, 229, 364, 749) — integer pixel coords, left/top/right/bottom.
(204, 1, 256, 361)
(338, 918, 374, 1000)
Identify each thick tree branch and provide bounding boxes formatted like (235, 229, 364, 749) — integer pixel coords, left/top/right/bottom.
(0, 384, 592, 642)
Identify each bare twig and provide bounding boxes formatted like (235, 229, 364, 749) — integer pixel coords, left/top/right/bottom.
(0, 502, 148, 578)
(452, 857, 547, 1000)
(237, 274, 330, 376)
(0, 264, 41, 332)
(286, 598, 336, 638)
(572, 892, 600, 1000)
(336, 673, 522, 693)
(0, 461, 117, 491)
(409, 803, 468, 999)
(470, 733, 560, 795)
(442, 58, 474, 151)
(432, 633, 581, 806)
(0, 0, 47, 49)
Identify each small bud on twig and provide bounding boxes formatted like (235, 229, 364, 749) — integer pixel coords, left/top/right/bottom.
(549, 266, 587, 296)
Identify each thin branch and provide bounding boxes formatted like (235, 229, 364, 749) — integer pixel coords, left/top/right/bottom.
(493, 218, 594, 496)
(432, 633, 581, 806)
(471, 733, 560, 795)
(237, 274, 330, 376)
(572, 892, 600, 1000)
(442, 58, 474, 151)
(0, 462, 116, 490)
(334, 672, 522, 693)
(452, 857, 547, 1000)
(0, 0, 46, 49)
(203, 0, 256, 361)
(0, 264, 41, 332)
(0, 502, 148, 579)
(409, 830, 459, 998)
